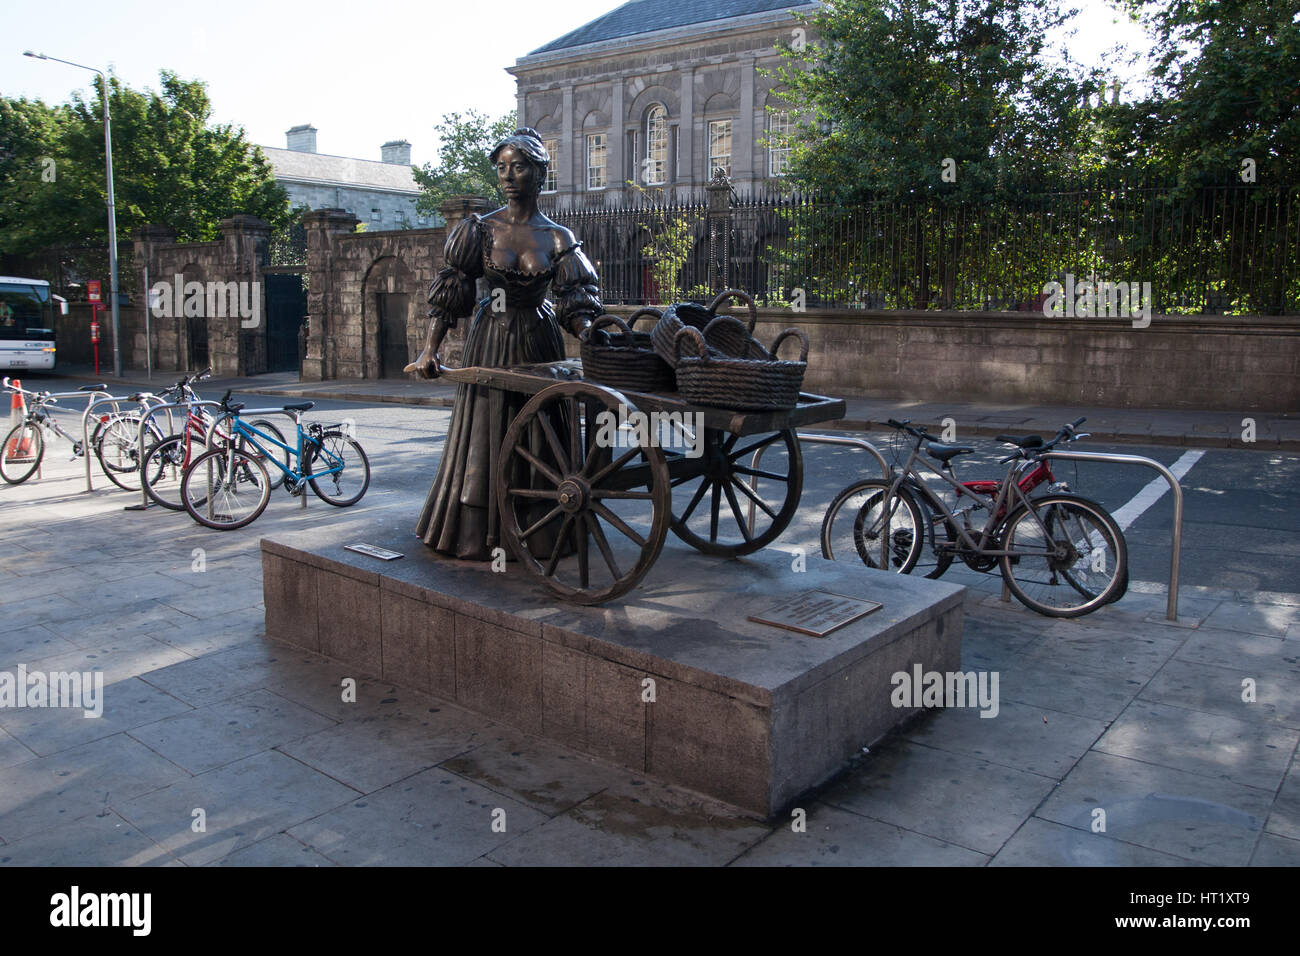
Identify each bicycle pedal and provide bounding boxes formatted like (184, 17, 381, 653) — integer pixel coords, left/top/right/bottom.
(284, 478, 307, 497)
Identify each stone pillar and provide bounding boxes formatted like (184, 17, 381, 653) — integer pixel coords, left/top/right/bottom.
(133, 226, 179, 371)
(439, 196, 492, 234)
(302, 209, 360, 381)
(561, 87, 575, 197)
(610, 77, 625, 201)
(736, 56, 756, 192)
(679, 67, 695, 188)
(219, 215, 272, 376)
(707, 175, 732, 293)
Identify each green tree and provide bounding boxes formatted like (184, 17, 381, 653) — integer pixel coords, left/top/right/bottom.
(0, 70, 289, 259)
(413, 110, 517, 214)
(771, 0, 1101, 202)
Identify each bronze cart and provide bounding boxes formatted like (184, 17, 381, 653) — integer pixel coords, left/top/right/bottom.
(439, 357, 846, 605)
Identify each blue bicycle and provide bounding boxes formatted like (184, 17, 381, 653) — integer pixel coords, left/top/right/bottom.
(180, 393, 371, 529)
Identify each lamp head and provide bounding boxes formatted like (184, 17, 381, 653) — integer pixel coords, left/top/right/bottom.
(24, 51, 48, 59)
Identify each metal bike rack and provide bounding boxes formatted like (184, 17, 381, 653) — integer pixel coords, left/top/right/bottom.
(746, 431, 891, 532)
(125, 399, 223, 510)
(1037, 450, 1185, 621)
(80, 393, 168, 492)
(13, 386, 113, 483)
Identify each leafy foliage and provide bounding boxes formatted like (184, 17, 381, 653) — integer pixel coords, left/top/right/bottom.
(0, 70, 290, 259)
(413, 110, 517, 214)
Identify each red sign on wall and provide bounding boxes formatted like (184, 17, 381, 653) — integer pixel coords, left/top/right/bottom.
(87, 280, 102, 303)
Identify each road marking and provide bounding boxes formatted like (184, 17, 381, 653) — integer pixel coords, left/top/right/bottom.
(1109, 449, 1205, 531)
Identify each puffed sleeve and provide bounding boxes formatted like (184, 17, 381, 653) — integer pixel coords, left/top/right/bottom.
(427, 214, 485, 328)
(552, 242, 603, 336)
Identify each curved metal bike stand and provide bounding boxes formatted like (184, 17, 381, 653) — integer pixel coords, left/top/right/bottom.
(745, 431, 891, 535)
(1037, 450, 1185, 621)
(80, 393, 168, 492)
(125, 399, 223, 509)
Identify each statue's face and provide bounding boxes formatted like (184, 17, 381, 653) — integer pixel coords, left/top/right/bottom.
(496, 145, 537, 198)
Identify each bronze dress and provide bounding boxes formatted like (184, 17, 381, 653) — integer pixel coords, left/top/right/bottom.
(415, 213, 601, 560)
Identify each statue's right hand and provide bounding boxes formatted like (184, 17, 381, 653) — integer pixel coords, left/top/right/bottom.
(404, 348, 442, 379)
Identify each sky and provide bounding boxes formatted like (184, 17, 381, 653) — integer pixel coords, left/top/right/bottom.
(1, 0, 1156, 168)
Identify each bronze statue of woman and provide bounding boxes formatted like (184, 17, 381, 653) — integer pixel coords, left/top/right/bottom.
(405, 128, 602, 560)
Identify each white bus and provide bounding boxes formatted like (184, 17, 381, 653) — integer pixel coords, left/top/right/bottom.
(0, 276, 64, 372)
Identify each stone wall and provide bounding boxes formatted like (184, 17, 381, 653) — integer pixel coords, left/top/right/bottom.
(605, 305, 1300, 412)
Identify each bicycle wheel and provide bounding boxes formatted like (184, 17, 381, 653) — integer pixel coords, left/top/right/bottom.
(820, 479, 934, 575)
(1, 422, 44, 484)
(95, 415, 164, 491)
(141, 434, 197, 510)
(245, 419, 290, 491)
(181, 446, 271, 530)
(303, 431, 370, 507)
(999, 494, 1128, 617)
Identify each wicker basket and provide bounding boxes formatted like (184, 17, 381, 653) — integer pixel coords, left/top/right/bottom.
(651, 288, 762, 367)
(580, 310, 674, 392)
(673, 326, 810, 410)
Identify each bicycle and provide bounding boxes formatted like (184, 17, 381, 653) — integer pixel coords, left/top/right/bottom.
(0, 378, 156, 487)
(138, 370, 288, 510)
(180, 393, 370, 530)
(820, 417, 1128, 617)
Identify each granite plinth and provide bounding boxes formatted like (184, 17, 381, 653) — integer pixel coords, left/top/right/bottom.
(260, 513, 964, 818)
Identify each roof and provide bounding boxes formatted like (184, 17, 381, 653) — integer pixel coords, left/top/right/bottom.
(260, 147, 420, 195)
(529, 0, 814, 55)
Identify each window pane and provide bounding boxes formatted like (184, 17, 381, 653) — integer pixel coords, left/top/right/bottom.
(587, 133, 606, 190)
(709, 120, 732, 179)
(543, 139, 558, 192)
(769, 111, 793, 177)
(646, 106, 667, 185)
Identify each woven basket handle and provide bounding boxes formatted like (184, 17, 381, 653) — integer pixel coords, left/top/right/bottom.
(583, 313, 634, 345)
(627, 307, 663, 330)
(705, 288, 757, 335)
(673, 326, 710, 362)
(771, 327, 810, 362)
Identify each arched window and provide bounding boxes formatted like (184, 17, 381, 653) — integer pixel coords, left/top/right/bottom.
(645, 105, 668, 186)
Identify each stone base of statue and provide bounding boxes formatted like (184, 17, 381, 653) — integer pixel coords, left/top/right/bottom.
(261, 520, 964, 818)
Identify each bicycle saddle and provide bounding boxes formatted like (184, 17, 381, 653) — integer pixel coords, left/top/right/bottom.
(926, 441, 975, 463)
(227, 402, 245, 413)
(996, 434, 1044, 448)
(78, 383, 107, 392)
(282, 402, 314, 412)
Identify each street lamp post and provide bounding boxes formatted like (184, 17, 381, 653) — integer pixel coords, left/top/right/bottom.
(24, 51, 122, 378)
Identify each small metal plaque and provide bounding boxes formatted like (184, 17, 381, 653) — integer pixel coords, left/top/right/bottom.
(345, 543, 404, 561)
(748, 589, 882, 638)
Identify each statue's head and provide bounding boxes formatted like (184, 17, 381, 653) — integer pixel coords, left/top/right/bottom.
(490, 128, 550, 197)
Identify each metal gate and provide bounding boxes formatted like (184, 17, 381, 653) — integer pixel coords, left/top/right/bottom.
(265, 272, 306, 373)
(378, 292, 411, 378)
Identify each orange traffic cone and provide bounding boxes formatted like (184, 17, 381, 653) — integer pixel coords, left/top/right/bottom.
(5, 379, 32, 458)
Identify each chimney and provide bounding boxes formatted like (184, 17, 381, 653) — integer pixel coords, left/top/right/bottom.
(381, 139, 412, 165)
(286, 124, 318, 153)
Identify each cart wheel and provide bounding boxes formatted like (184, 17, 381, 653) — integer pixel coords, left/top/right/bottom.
(497, 381, 671, 605)
(665, 427, 802, 557)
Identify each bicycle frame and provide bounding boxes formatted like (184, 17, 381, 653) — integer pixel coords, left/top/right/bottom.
(224, 414, 343, 483)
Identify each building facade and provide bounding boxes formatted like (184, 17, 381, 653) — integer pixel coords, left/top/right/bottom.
(261, 125, 429, 230)
(509, 0, 818, 206)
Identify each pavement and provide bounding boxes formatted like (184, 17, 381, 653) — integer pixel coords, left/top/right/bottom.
(0, 366, 1297, 867)
(32, 363, 1300, 450)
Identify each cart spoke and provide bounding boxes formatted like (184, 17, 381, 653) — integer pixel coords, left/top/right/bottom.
(732, 463, 789, 483)
(514, 444, 564, 488)
(545, 514, 574, 577)
(728, 432, 782, 462)
(730, 475, 778, 520)
(709, 481, 722, 542)
(586, 444, 640, 485)
(590, 488, 654, 500)
(678, 477, 713, 523)
(591, 502, 647, 549)
(520, 504, 564, 542)
(507, 487, 561, 500)
(567, 398, 583, 475)
(586, 513, 622, 582)
(574, 510, 589, 588)
(722, 480, 753, 543)
(537, 409, 570, 474)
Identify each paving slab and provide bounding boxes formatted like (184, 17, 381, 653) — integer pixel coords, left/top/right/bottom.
(990, 816, 1208, 867)
(1265, 756, 1300, 842)
(0, 809, 179, 867)
(483, 777, 771, 867)
(733, 803, 988, 866)
(114, 749, 359, 866)
(1140, 657, 1300, 729)
(126, 687, 338, 774)
(1249, 831, 1300, 866)
(211, 833, 337, 867)
(1096, 699, 1299, 792)
(286, 767, 549, 866)
(820, 739, 1058, 856)
(1203, 601, 1300, 638)
(1035, 751, 1271, 866)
